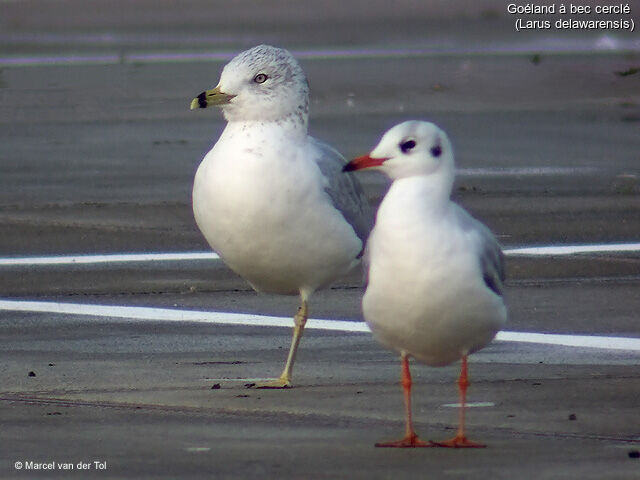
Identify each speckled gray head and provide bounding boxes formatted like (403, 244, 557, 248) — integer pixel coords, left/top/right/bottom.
(190, 45, 310, 125)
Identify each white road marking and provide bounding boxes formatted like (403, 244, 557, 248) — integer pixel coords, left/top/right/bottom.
(442, 402, 495, 408)
(0, 252, 219, 266)
(0, 299, 638, 352)
(497, 331, 640, 351)
(503, 243, 640, 256)
(458, 167, 598, 176)
(2, 40, 639, 67)
(0, 243, 638, 266)
(184, 447, 211, 453)
(0, 299, 367, 331)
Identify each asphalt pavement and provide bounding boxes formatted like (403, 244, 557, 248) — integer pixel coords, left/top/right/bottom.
(0, 1, 639, 479)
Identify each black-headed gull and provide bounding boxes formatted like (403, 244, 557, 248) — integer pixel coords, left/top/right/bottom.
(190, 45, 372, 388)
(344, 120, 506, 447)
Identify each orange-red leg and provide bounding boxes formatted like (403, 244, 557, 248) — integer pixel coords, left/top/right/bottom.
(434, 355, 486, 448)
(376, 352, 436, 448)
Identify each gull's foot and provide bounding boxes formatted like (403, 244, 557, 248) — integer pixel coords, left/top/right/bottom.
(375, 433, 436, 448)
(433, 434, 486, 448)
(248, 377, 292, 389)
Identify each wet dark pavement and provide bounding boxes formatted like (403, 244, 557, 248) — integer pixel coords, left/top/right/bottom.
(1, 1, 639, 478)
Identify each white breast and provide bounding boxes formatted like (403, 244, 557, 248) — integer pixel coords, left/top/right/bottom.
(192, 124, 362, 295)
(362, 179, 506, 366)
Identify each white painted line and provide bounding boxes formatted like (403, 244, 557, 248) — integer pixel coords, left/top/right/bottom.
(184, 447, 211, 453)
(0, 299, 638, 352)
(442, 402, 495, 408)
(0, 252, 219, 266)
(504, 243, 640, 256)
(2, 40, 639, 68)
(496, 331, 640, 351)
(0, 299, 369, 332)
(458, 167, 598, 177)
(0, 243, 638, 267)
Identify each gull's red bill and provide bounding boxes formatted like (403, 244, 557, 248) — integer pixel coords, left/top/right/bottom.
(342, 154, 388, 172)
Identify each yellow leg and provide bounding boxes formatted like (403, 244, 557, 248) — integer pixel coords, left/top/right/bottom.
(253, 299, 308, 389)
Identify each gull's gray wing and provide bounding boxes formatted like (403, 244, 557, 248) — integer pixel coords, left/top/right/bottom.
(455, 205, 505, 297)
(479, 233, 505, 297)
(362, 232, 373, 288)
(311, 138, 374, 257)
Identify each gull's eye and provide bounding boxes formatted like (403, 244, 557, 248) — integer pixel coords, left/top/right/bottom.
(253, 73, 269, 84)
(430, 144, 442, 158)
(399, 139, 416, 154)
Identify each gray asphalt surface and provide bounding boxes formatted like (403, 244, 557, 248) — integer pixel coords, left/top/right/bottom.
(1, 1, 639, 479)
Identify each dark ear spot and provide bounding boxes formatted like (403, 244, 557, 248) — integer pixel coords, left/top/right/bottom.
(400, 139, 416, 154)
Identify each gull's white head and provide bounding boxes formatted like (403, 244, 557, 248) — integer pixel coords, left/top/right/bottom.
(190, 45, 309, 125)
(344, 121, 455, 182)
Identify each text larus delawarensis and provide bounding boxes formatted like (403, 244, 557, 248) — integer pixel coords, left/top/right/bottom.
(344, 121, 507, 447)
(190, 45, 372, 388)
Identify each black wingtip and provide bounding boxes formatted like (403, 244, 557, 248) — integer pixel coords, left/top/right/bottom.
(342, 163, 355, 173)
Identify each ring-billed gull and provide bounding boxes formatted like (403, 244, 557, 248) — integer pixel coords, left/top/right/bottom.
(344, 121, 507, 447)
(190, 45, 372, 388)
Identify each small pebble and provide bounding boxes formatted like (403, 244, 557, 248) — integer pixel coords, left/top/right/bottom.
(211, 383, 221, 390)
(629, 450, 639, 459)
(28, 371, 36, 377)
(568, 414, 577, 421)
